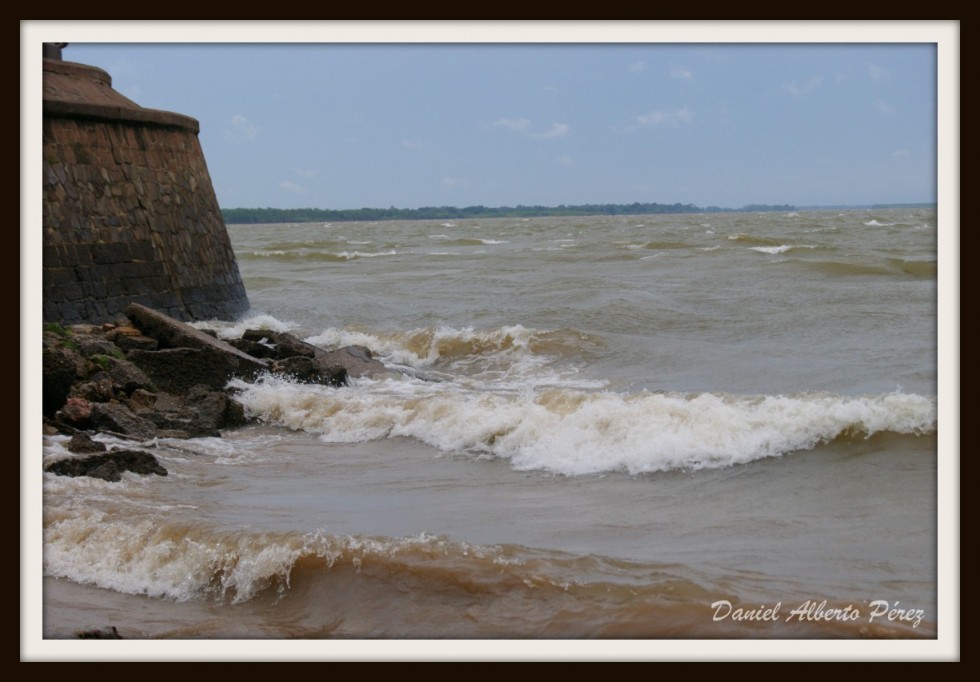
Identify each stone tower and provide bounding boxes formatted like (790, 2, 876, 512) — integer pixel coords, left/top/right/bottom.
(42, 45, 250, 324)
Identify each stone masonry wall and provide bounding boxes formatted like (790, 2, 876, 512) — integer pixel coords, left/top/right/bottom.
(42, 59, 250, 324)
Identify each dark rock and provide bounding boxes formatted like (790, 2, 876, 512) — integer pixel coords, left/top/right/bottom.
(89, 402, 158, 441)
(128, 347, 260, 394)
(227, 336, 279, 359)
(42, 333, 85, 417)
(69, 373, 116, 403)
(75, 335, 120, 358)
(223, 329, 391, 383)
(106, 325, 159, 352)
(76, 626, 123, 639)
(127, 386, 248, 437)
(184, 385, 249, 430)
(100, 355, 154, 396)
(125, 303, 268, 372)
(58, 397, 93, 428)
(240, 329, 317, 359)
(125, 387, 158, 412)
(273, 355, 348, 387)
(314, 345, 389, 379)
(45, 449, 167, 482)
(68, 431, 106, 454)
(223, 396, 247, 427)
(68, 324, 104, 336)
(114, 333, 159, 352)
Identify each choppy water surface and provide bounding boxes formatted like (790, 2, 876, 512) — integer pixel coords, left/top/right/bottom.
(38, 209, 944, 655)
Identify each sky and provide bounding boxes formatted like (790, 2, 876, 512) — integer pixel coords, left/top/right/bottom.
(26, 22, 953, 211)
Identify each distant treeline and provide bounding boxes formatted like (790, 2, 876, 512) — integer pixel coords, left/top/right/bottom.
(221, 202, 797, 224)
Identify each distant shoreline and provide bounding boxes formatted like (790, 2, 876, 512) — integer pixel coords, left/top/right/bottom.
(221, 202, 935, 225)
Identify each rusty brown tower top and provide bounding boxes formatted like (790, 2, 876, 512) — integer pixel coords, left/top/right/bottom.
(42, 45, 251, 324)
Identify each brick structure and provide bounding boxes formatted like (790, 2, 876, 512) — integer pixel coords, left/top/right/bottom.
(42, 53, 250, 323)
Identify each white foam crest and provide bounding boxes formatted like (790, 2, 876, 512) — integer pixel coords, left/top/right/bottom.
(232, 380, 937, 476)
(190, 313, 297, 340)
(43, 513, 341, 603)
(305, 324, 555, 370)
(332, 249, 398, 259)
(751, 245, 793, 254)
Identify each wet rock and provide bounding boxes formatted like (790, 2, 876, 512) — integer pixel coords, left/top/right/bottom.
(68, 431, 106, 454)
(240, 329, 317, 359)
(314, 345, 390, 379)
(42, 332, 85, 416)
(127, 386, 247, 437)
(235, 330, 389, 382)
(125, 303, 268, 373)
(75, 626, 123, 639)
(89, 402, 158, 441)
(74, 335, 120, 358)
(272, 355, 348, 387)
(128, 346, 259, 394)
(45, 449, 167, 482)
(58, 397, 93, 428)
(70, 372, 116, 403)
(100, 355, 154, 396)
(106, 325, 158, 352)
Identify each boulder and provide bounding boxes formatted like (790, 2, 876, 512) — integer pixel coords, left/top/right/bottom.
(240, 329, 318, 359)
(232, 329, 390, 382)
(45, 449, 168, 482)
(125, 303, 269, 371)
(272, 355, 348, 387)
(89, 402, 158, 441)
(106, 325, 159, 352)
(76, 626, 123, 639)
(185, 385, 248, 429)
(42, 332, 85, 416)
(101, 356, 154, 396)
(313, 345, 388, 379)
(74, 335, 121, 358)
(58, 397, 93, 428)
(126, 386, 247, 438)
(69, 373, 116, 403)
(68, 431, 106, 454)
(128, 347, 262, 394)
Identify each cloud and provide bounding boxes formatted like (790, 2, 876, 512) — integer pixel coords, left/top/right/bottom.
(628, 60, 646, 73)
(278, 181, 304, 194)
(533, 123, 571, 139)
(891, 148, 910, 159)
(670, 64, 693, 79)
(865, 62, 888, 80)
(784, 76, 823, 97)
(875, 99, 897, 115)
(224, 114, 259, 141)
(557, 155, 573, 166)
(402, 139, 424, 150)
(442, 177, 460, 187)
(493, 117, 531, 132)
(495, 118, 570, 139)
(293, 168, 317, 178)
(632, 107, 693, 128)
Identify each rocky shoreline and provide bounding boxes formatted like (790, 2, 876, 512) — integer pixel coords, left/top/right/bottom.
(42, 302, 392, 482)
